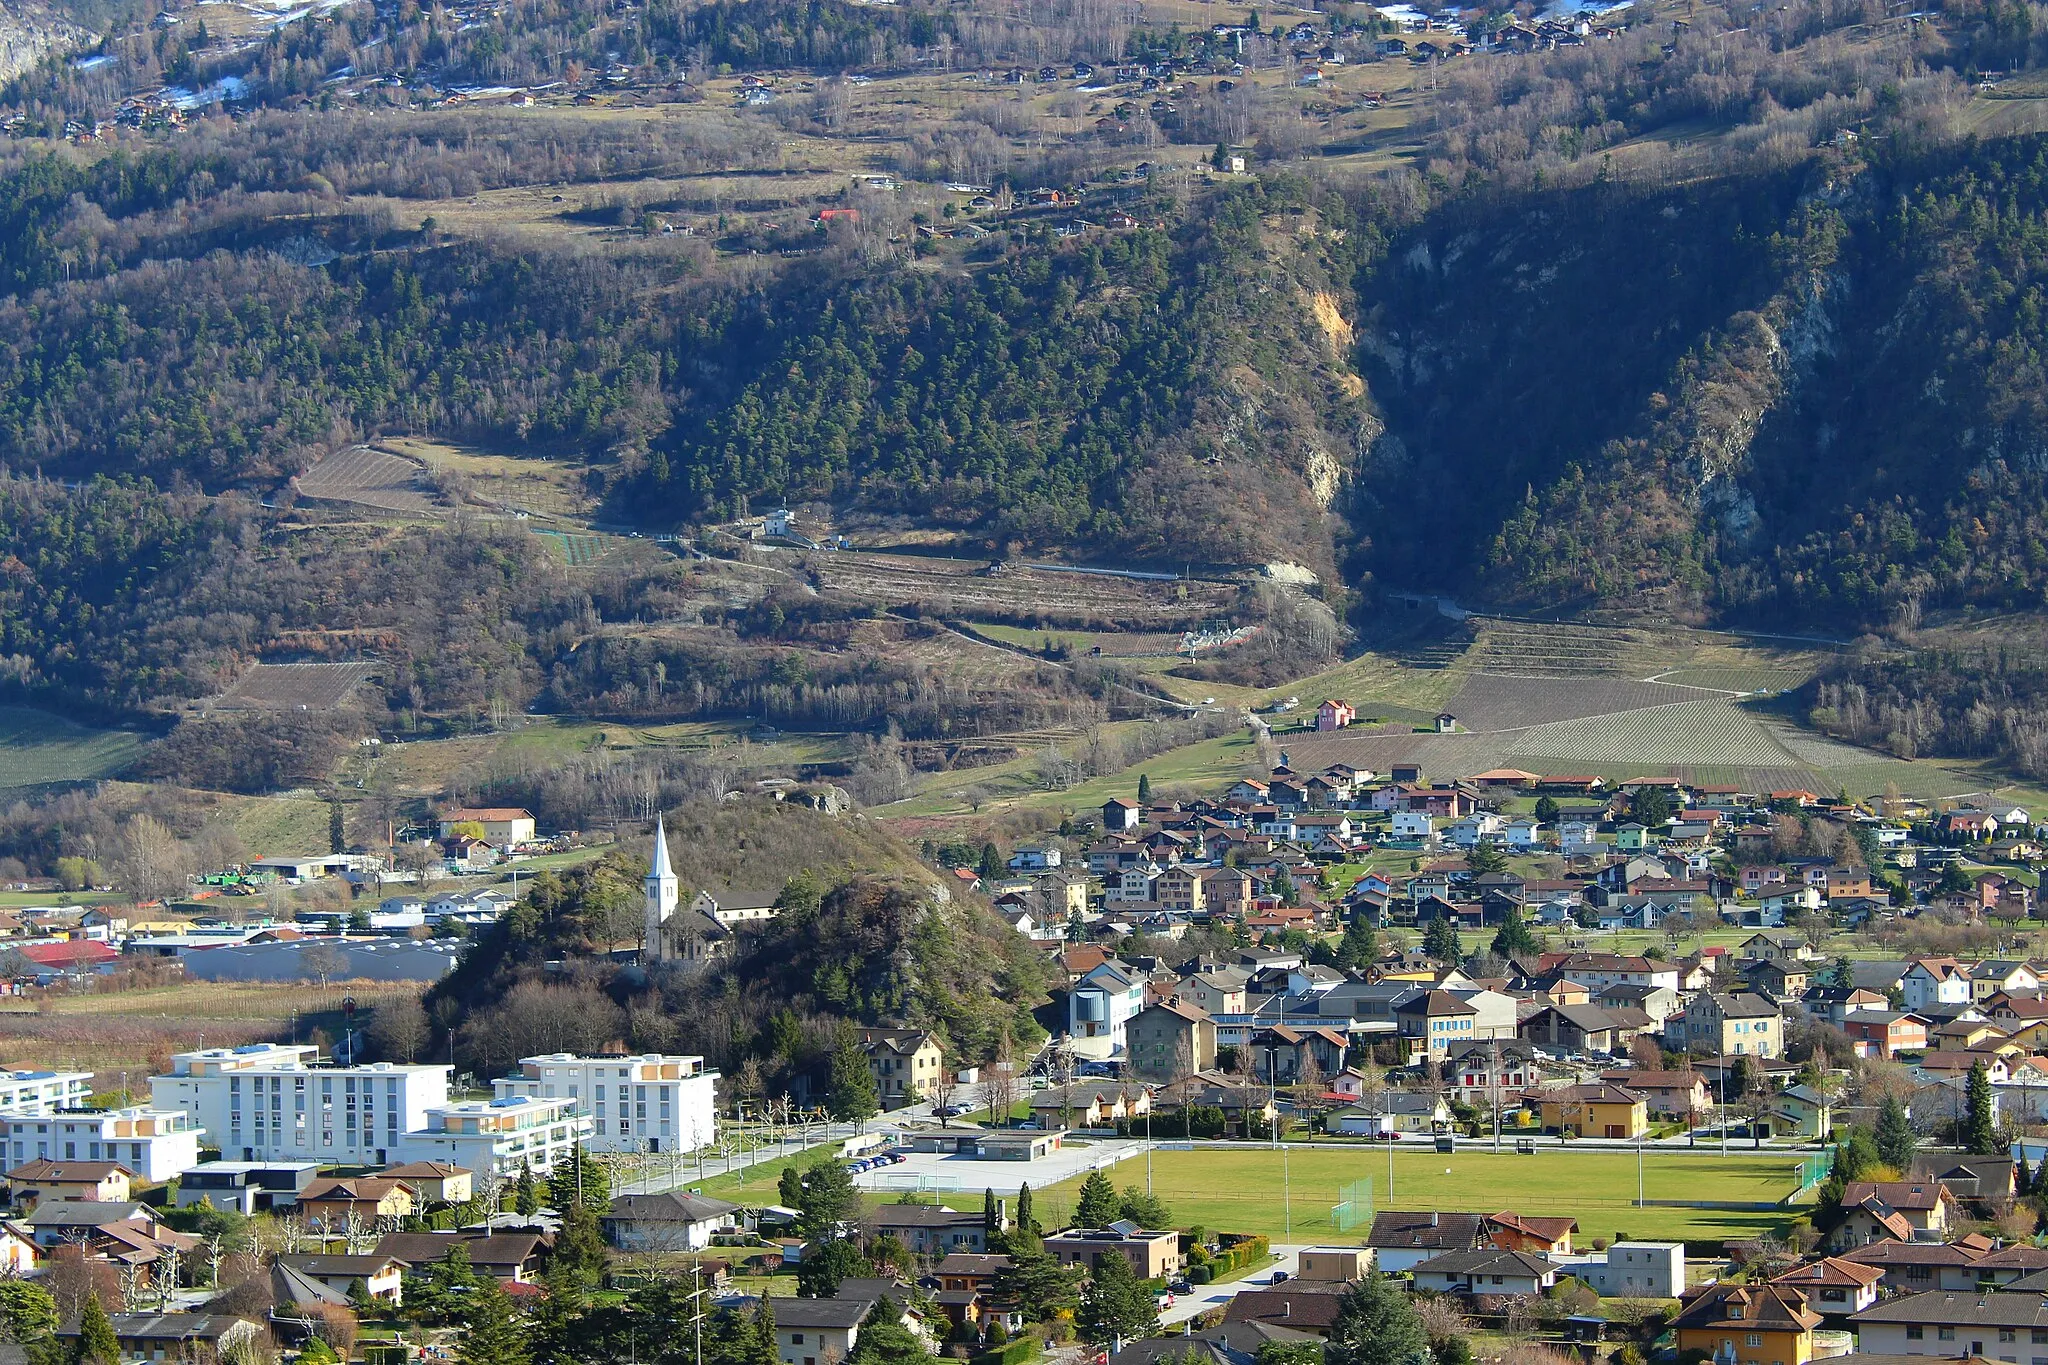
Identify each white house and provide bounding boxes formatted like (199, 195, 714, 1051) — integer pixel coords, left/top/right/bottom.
(1566, 1242, 1685, 1298)
(602, 1190, 741, 1252)
(1069, 962, 1147, 1053)
(1504, 819, 1546, 850)
(1008, 845, 1062, 872)
(1902, 958, 1973, 1012)
(494, 1053, 719, 1156)
(1390, 812, 1433, 840)
(0, 1070, 92, 1115)
(1560, 820, 1601, 852)
(1445, 814, 1505, 849)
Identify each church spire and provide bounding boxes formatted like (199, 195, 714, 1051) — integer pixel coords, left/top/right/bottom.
(650, 817, 674, 880)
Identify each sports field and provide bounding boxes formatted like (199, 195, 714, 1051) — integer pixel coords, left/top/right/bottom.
(1029, 1146, 1800, 1245)
(702, 1143, 1802, 1246)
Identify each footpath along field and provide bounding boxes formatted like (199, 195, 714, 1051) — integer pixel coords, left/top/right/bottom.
(1031, 1146, 1803, 1245)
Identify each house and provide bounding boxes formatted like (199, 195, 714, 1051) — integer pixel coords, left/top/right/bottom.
(1295, 1248, 1369, 1282)
(1125, 1000, 1216, 1082)
(1070, 962, 1147, 1052)
(374, 1230, 547, 1284)
(1768, 1257, 1884, 1318)
(299, 1175, 415, 1227)
(1570, 1242, 1685, 1298)
(1109, 1322, 1322, 1365)
(436, 807, 537, 847)
(1670, 1283, 1820, 1365)
(1328, 1091, 1450, 1137)
(1411, 1248, 1556, 1299)
(1599, 1069, 1709, 1120)
(1221, 1283, 1353, 1336)
(1028, 1085, 1148, 1129)
(1832, 1181, 1953, 1247)
(1008, 844, 1062, 872)
(770, 1295, 870, 1365)
(378, 1161, 473, 1205)
(1396, 990, 1479, 1058)
(1364, 1210, 1487, 1273)
(1485, 1212, 1577, 1255)
(57, 1314, 261, 1365)
(1908, 1154, 2018, 1205)
(1687, 992, 1782, 1057)
(1533, 1083, 1647, 1139)
(862, 1028, 945, 1109)
(173, 1161, 323, 1214)
(1519, 1004, 1646, 1056)
(1176, 970, 1250, 1016)
(1901, 958, 1973, 1011)
(1045, 1225, 1183, 1279)
(870, 1203, 993, 1256)
(1102, 798, 1141, 833)
(1316, 700, 1356, 731)
(276, 1252, 409, 1303)
(6, 1159, 133, 1206)
(1842, 1010, 1928, 1059)
(1849, 1290, 2048, 1359)
(602, 1191, 741, 1253)
(1770, 1084, 1835, 1139)
(1837, 1239, 1990, 1293)
(1447, 1042, 1537, 1100)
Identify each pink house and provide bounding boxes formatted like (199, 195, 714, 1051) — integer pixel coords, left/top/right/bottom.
(1316, 700, 1356, 732)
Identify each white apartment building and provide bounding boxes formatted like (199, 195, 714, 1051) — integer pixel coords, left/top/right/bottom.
(396, 1096, 592, 1176)
(492, 1053, 719, 1155)
(0, 1107, 205, 1183)
(0, 1070, 92, 1115)
(150, 1043, 449, 1166)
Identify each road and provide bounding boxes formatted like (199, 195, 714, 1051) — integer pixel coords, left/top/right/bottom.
(1158, 1245, 1308, 1327)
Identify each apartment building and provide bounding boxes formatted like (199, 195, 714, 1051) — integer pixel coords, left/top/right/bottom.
(0, 1106, 204, 1183)
(396, 1096, 591, 1177)
(0, 1069, 92, 1115)
(493, 1053, 719, 1154)
(150, 1044, 450, 1166)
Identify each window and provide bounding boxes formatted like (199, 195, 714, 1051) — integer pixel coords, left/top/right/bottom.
(1907, 1327, 1924, 1340)
(1940, 1327, 1957, 1341)
(1744, 1335, 1760, 1349)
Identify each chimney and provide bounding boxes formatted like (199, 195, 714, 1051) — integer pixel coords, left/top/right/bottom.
(1281, 1302, 1291, 1319)
(1430, 1212, 1439, 1227)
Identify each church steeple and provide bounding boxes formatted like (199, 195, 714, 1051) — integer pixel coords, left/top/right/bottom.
(644, 818, 679, 960)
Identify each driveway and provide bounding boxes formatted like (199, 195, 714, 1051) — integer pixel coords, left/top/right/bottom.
(1157, 1245, 1309, 1327)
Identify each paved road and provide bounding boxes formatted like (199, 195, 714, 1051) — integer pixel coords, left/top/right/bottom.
(1158, 1245, 1308, 1327)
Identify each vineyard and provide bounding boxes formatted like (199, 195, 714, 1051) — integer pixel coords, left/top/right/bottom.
(807, 551, 1234, 626)
(1500, 698, 1800, 766)
(1443, 674, 1727, 731)
(295, 447, 440, 516)
(213, 662, 381, 710)
(536, 530, 610, 566)
(0, 708, 142, 791)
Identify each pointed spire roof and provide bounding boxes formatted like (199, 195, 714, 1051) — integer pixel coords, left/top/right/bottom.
(649, 818, 674, 881)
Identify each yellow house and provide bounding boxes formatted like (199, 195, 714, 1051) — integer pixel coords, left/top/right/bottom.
(299, 1176, 416, 1227)
(379, 1161, 473, 1205)
(1539, 1083, 1648, 1140)
(861, 1028, 945, 1108)
(1673, 1283, 1820, 1365)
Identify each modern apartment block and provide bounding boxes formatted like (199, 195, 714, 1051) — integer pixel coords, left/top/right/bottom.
(0, 1107, 206, 1182)
(491, 1053, 719, 1155)
(150, 1044, 450, 1166)
(0, 1069, 93, 1115)
(396, 1096, 592, 1176)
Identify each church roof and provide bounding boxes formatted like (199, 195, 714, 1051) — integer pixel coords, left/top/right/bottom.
(650, 820, 674, 881)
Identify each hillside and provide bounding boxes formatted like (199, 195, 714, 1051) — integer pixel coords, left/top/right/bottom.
(422, 800, 1053, 1086)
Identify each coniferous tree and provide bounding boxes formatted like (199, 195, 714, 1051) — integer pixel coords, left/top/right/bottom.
(1074, 1169, 1120, 1227)
(74, 1294, 118, 1365)
(1078, 1250, 1159, 1346)
(458, 1275, 530, 1365)
(1325, 1275, 1429, 1365)
(514, 1160, 539, 1216)
(828, 1032, 880, 1122)
(1138, 773, 1152, 804)
(1965, 1061, 1999, 1154)
(1875, 1093, 1917, 1170)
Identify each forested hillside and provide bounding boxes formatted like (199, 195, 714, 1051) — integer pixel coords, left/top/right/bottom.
(1351, 138, 2048, 633)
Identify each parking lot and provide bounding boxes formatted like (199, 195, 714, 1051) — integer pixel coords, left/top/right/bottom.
(850, 1132, 1152, 1196)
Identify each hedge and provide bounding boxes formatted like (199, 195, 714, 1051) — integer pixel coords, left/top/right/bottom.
(971, 1338, 1040, 1365)
(363, 1347, 408, 1365)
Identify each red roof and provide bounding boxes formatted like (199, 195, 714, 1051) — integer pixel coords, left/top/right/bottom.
(16, 942, 118, 967)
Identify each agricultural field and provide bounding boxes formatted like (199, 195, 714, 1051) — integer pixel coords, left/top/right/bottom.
(0, 980, 424, 1090)
(0, 707, 144, 791)
(805, 551, 1235, 627)
(882, 727, 1260, 821)
(380, 438, 595, 521)
(294, 446, 442, 516)
(1444, 675, 1729, 731)
(211, 661, 382, 711)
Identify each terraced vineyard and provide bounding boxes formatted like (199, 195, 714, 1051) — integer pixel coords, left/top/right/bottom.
(1500, 698, 1799, 766)
(537, 530, 609, 565)
(1444, 674, 1725, 730)
(213, 662, 381, 710)
(1651, 666, 1816, 693)
(808, 551, 1233, 625)
(295, 446, 439, 515)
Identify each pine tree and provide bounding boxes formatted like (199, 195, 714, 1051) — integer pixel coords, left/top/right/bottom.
(1336, 912, 1378, 971)
(1326, 1275, 1428, 1365)
(75, 1294, 118, 1365)
(550, 1199, 608, 1294)
(1875, 1093, 1916, 1170)
(828, 1032, 880, 1122)
(779, 1165, 805, 1208)
(1138, 773, 1152, 804)
(983, 1187, 1002, 1237)
(1074, 1169, 1120, 1227)
(1490, 905, 1538, 960)
(1421, 918, 1461, 963)
(514, 1160, 539, 1216)
(796, 1156, 860, 1241)
(458, 1275, 530, 1365)
(979, 843, 1003, 880)
(1966, 1061, 1999, 1154)
(1078, 1250, 1159, 1346)
(546, 1144, 609, 1212)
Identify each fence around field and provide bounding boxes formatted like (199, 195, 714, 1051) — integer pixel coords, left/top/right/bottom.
(1331, 1177, 1374, 1231)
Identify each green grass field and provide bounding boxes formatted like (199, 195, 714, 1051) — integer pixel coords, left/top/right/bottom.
(0, 707, 143, 790)
(700, 1144, 1801, 1246)
(885, 728, 1260, 819)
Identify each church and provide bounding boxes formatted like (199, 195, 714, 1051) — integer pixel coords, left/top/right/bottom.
(641, 820, 730, 963)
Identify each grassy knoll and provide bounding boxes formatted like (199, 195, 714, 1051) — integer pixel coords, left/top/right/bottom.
(0, 707, 143, 791)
